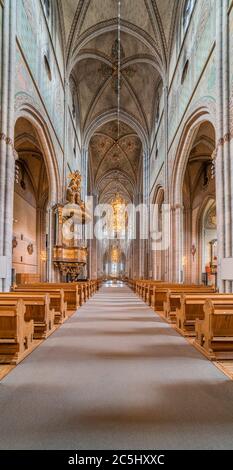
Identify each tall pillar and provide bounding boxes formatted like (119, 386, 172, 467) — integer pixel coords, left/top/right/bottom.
(81, 147, 88, 200)
(0, 0, 17, 291)
(142, 147, 150, 279)
(46, 206, 56, 282)
(88, 193, 98, 279)
(172, 204, 184, 283)
(215, 0, 231, 292)
(62, 78, 69, 203)
(163, 84, 170, 281)
(222, 0, 232, 291)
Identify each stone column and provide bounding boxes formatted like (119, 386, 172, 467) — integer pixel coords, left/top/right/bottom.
(215, 0, 230, 292)
(62, 78, 69, 202)
(36, 207, 44, 281)
(172, 204, 184, 283)
(163, 84, 170, 281)
(81, 147, 88, 200)
(0, 0, 17, 291)
(142, 145, 150, 279)
(88, 193, 97, 279)
(46, 206, 54, 282)
(222, 0, 232, 291)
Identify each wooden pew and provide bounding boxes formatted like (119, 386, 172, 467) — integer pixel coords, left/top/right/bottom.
(0, 299, 34, 364)
(136, 280, 201, 304)
(15, 283, 80, 313)
(16, 273, 40, 285)
(136, 280, 165, 298)
(147, 283, 194, 307)
(14, 280, 99, 315)
(128, 279, 138, 292)
(164, 287, 216, 322)
(14, 287, 67, 324)
(0, 293, 55, 339)
(195, 299, 233, 360)
(91, 281, 97, 295)
(98, 279, 102, 290)
(150, 286, 215, 318)
(176, 294, 233, 336)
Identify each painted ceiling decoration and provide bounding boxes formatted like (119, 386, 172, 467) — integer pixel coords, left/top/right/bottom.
(98, 39, 136, 94)
(57, 0, 179, 203)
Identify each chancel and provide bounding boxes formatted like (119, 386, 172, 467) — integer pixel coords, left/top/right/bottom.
(1, 0, 233, 453)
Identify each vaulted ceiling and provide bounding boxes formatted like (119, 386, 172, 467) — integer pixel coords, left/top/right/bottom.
(89, 120, 142, 202)
(58, 0, 179, 200)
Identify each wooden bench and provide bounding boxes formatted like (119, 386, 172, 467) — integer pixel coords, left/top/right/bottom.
(136, 281, 207, 304)
(14, 287, 67, 324)
(16, 283, 80, 313)
(16, 273, 40, 285)
(176, 294, 233, 336)
(90, 281, 97, 295)
(146, 283, 199, 307)
(96, 280, 102, 290)
(135, 280, 167, 298)
(150, 286, 215, 318)
(0, 299, 34, 364)
(194, 299, 233, 360)
(0, 293, 55, 339)
(163, 287, 216, 323)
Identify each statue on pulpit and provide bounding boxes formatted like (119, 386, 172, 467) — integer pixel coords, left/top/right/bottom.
(66, 170, 83, 206)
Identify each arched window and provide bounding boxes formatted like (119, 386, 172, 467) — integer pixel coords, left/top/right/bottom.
(183, 0, 195, 33)
(44, 55, 52, 81)
(181, 59, 189, 84)
(72, 97, 76, 119)
(43, 0, 50, 18)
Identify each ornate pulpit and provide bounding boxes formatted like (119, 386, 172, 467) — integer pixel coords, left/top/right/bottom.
(53, 171, 88, 281)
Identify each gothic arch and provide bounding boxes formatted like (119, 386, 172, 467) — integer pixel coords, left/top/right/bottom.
(169, 104, 216, 282)
(152, 184, 164, 205)
(196, 195, 216, 282)
(68, 19, 165, 77)
(170, 104, 216, 206)
(84, 110, 149, 153)
(14, 102, 61, 205)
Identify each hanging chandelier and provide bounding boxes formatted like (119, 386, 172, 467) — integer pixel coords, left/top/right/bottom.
(111, 245, 120, 263)
(110, 192, 126, 234)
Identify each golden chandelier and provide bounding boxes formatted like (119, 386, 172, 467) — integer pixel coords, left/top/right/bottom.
(111, 245, 120, 263)
(110, 193, 126, 233)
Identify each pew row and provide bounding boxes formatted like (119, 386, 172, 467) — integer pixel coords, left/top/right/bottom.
(132, 280, 214, 306)
(14, 287, 67, 323)
(14, 284, 80, 314)
(176, 294, 233, 337)
(0, 299, 34, 364)
(14, 280, 100, 312)
(151, 286, 215, 321)
(0, 293, 55, 339)
(163, 287, 216, 322)
(194, 299, 233, 360)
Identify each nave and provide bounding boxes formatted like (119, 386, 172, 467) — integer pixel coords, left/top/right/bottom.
(1, 284, 233, 450)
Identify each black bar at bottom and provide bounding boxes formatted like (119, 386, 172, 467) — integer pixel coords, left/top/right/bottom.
(0, 450, 231, 467)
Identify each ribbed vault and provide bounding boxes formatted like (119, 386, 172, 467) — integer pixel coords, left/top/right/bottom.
(58, 0, 178, 200)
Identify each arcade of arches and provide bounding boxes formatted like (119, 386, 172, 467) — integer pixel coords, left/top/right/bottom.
(1, 0, 233, 451)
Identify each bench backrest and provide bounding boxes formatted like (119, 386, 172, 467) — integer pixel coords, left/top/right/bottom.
(183, 295, 233, 321)
(0, 299, 25, 339)
(203, 299, 233, 336)
(211, 311, 233, 336)
(0, 293, 50, 323)
(14, 288, 64, 311)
